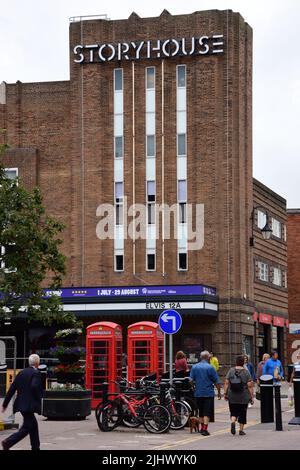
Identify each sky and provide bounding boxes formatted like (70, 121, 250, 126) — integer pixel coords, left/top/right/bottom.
(1, 0, 300, 208)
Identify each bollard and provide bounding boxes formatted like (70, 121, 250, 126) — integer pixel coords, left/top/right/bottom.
(160, 382, 167, 407)
(38, 364, 48, 391)
(102, 382, 109, 405)
(289, 366, 300, 425)
(274, 383, 283, 431)
(0, 364, 7, 397)
(260, 374, 274, 423)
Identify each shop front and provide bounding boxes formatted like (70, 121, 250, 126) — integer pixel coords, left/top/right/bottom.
(253, 311, 287, 368)
(52, 284, 219, 362)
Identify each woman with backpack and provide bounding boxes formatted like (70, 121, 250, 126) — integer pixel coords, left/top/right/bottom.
(224, 355, 254, 436)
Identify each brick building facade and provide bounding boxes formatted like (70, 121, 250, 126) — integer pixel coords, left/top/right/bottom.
(0, 10, 288, 370)
(287, 210, 300, 363)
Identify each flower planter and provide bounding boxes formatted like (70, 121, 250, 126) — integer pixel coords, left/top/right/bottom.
(57, 353, 81, 365)
(42, 389, 92, 420)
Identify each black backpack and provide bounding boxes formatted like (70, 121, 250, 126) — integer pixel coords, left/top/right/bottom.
(229, 370, 244, 393)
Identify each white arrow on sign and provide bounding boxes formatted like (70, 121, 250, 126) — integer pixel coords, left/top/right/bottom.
(161, 312, 176, 331)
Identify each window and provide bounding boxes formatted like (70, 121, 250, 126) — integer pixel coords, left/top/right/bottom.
(115, 254, 124, 271)
(257, 210, 267, 230)
(272, 218, 281, 238)
(146, 67, 155, 89)
(5, 169, 18, 180)
(1, 244, 17, 273)
(178, 252, 187, 270)
(272, 267, 282, 287)
(115, 136, 123, 159)
(178, 180, 187, 202)
(147, 181, 156, 201)
(115, 182, 124, 226)
(147, 181, 156, 225)
(114, 69, 123, 91)
(177, 65, 186, 88)
(147, 253, 156, 271)
(115, 204, 123, 226)
(258, 261, 269, 282)
(179, 203, 187, 224)
(146, 135, 155, 157)
(115, 182, 123, 202)
(177, 134, 186, 156)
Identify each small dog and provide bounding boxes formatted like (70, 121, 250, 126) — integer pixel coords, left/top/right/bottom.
(189, 416, 201, 433)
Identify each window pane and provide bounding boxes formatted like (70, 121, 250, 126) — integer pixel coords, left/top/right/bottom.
(115, 182, 123, 200)
(272, 218, 281, 238)
(178, 180, 187, 202)
(179, 203, 187, 223)
(147, 181, 156, 197)
(257, 210, 267, 229)
(116, 204, 123, 225)
(147, 135, 155, 157)
(147, 254, 155, 270)
(114, 69, 123, 91)
(178, 134, 186, 156)
(5, 170, 17, 180)
(148, 203, 155, 224)
(179, 252, 187, 270)
(146, 68, 155, 89)
(177, 65, 186, 88)
(115, 137, 123, 159)
(115, 255, 124, 271)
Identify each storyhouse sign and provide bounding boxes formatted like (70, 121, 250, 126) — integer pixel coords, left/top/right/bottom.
(73, 35, 225, 64)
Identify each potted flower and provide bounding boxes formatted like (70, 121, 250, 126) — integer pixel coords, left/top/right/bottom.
(42, 327, 91, 420)
(50, 346, 85, 365)
(54, 328, 83, 342)
(53, 362, 85, 384)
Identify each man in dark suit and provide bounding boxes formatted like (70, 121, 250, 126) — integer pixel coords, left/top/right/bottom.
(1, 354, 43, 450)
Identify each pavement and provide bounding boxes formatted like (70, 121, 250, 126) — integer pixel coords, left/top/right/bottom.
(0, 384, 299, 450)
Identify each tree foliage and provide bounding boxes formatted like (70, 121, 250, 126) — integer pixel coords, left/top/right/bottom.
(0, 133, 79, 326)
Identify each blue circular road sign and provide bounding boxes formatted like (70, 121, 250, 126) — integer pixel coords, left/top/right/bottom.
(159, 310, 182, 335)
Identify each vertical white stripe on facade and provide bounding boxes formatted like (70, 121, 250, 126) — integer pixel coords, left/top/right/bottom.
(176, 65, 188, 269)
(114, 69, 124, 269)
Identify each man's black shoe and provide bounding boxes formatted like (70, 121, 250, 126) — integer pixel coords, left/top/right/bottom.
(231, 422, 236, 435)
(1, 440, 9, 451)
(201, 430, 210, 436)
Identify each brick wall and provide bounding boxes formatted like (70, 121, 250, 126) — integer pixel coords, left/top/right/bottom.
(287, 210, 300, 362)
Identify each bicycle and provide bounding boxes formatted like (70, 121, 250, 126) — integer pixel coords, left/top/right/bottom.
(96, 382, 171, 434)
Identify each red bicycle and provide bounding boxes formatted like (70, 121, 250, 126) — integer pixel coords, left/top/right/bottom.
(96, 385, 171, 434)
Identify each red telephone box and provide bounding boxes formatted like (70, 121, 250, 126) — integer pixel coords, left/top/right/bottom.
(127, 321, 165, 383)
(86, 322, 123, 409)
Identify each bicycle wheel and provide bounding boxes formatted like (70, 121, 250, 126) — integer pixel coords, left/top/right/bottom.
(170, 400, 191, 430)
(97, 400, 122, 432)
(143, 404, 171, 434)
(122, 415, 142, 428)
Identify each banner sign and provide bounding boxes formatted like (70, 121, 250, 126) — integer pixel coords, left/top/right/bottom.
(44, 284, 216, 300)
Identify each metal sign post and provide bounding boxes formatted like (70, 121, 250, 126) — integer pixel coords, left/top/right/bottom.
(158, 310, 182, 385)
